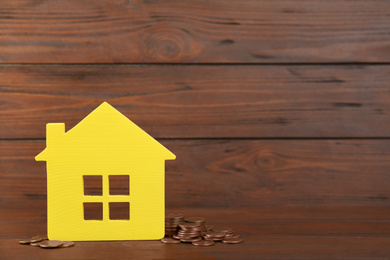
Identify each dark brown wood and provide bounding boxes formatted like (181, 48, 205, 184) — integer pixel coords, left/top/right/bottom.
(0, 0, 389, 63)
(2, 140, 390, 210)
(1, 65, 389, 139)
(5, 236, 390, 259)
(0, 1, 387, 258)
(2, 207, 390, 259)
(4, 207, 390, 237)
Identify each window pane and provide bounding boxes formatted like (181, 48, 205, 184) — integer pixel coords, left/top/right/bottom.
(109, 202, 130, 220)
(109, 175, 129, 195)
(83, 175, 102, 196)
(83, 202, 103, 220)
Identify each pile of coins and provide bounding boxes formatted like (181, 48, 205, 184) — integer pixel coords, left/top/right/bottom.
(19, 235, 75, 249)
(161, 214, 243, 246)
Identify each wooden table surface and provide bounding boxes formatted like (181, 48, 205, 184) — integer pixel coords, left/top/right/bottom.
(2, 206, 390, 259)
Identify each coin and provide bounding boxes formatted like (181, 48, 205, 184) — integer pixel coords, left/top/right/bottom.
(178, 228, 202, 232)
(179, 222, 201, 230)
(180, 237, 202, 243)
(19, 234, 48, 245)
(213, 228, 234, 236)
(39, 240, 63, 248)
(204, 231, 226, 238)
(60, 241, 75, 248)
(222, 237, 244, 244)
(30, 236, 47, 243)
(225, 234, 241, 239)
(30, 242, 42, 247)
(160, 237, 181, 244)
(177, 234, 199, 239)
(184, 217, 205, 223)
(18, 239, 32, 245)
(178, 231, 200, 235)
(166, 213, 184, 219)
(192, 240, 215, 246)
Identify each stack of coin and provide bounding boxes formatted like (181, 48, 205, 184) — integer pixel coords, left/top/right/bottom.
(184, 217, 206, 233)
(165, 213, 184, 237)
(174, 222, 203, 243)
(19, 235, 75, 249)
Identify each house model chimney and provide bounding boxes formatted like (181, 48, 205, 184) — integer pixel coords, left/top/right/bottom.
(46, 123, 65, 147)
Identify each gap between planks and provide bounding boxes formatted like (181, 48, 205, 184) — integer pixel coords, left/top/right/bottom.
(0, 63, 389, 66)
(2, 137, 390, 142)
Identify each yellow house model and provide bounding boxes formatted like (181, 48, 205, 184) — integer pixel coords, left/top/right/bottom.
(35, 102, 175, 241)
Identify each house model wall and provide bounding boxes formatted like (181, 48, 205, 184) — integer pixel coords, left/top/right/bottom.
(35, 102, 176, 241)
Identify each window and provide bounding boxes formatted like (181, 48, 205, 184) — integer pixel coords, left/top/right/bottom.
(109, 202, 130, 220)
(83, 175, 102, 195)
(83, 175, 130, 221)
(84, 202, 103, 220)
(109, 175, 129, 195)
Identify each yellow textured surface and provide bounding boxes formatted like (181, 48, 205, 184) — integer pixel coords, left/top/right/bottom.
(35, 102, 176, 241)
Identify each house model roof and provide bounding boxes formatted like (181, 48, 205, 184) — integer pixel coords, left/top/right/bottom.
(36, 102, 176, 161)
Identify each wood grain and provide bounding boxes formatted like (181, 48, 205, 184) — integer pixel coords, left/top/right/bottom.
(2, 139, 390, 211)
(5, 236, 390, 259)
(2, 207, 390, 259)
(4, 236, 390, 259)
(1, 1, 387, 258)
(0, 0, 389, 63)
(1, 64, 389, 139)
(4, 207, 390, 237)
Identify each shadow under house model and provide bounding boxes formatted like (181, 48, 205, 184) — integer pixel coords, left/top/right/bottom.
(35, 102, 176, 241)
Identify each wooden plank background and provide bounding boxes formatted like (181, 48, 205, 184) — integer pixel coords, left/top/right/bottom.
(1, 0, 389, 209)
(1, 65, 389, 139)
(1, 0, 390, 63)
(0, 0, 389, 207)
(1, 1, 390, 258)
(3, 207, 390, 259)
(2, 140, 390, 211)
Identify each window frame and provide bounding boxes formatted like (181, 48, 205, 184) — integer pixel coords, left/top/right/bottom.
(82, 174, 130, 221)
